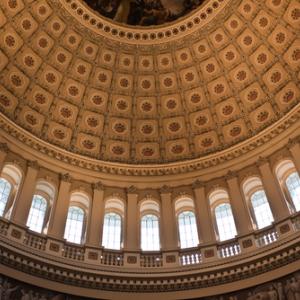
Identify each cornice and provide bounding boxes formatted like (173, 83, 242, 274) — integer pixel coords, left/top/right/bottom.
(0, 105, 299, 179)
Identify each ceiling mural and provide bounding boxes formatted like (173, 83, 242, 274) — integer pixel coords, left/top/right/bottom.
(83, 0, 205, 26)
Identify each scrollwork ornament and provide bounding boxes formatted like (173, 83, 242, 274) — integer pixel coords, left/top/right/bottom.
(27, 160, 39, 170)
(192, 179, 204, 189)
(92, 181, 104, 191)
(159, 185, 172, 194)
(127, 185, 138, 194)
(60, 173, 72, 182)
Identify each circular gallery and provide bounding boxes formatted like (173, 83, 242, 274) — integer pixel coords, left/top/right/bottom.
(0, 0, 299, 299)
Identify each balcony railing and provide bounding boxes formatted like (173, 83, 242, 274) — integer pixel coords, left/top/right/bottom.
(0, 214, 299, 270)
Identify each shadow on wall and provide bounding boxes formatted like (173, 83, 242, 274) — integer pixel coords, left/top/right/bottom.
(83, 0, 205, 26)
(0, 271, 300, 299)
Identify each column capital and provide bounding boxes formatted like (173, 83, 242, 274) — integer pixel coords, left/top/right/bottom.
(192, 179, 205, 189)
(59, 173, 72, 182)
(225, 170, 238, 181)
(127, 185, 138, 194)
(27, 160, 39, 170)
(159, 185, 172, 194)
(92, 181, 104, 191)
(256, 156, 269, 167)
(287, 137, 300, 149)
(0, 142, 9, 153)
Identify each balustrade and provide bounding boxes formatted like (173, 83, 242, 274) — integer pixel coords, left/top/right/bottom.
(62, 244, 85, 261)
(140, 253, 163, 267)
(218, 241, 241, 258)
(101, 251, 124, 266)
(23, 232, 47, 251)
(255, 227, 278, 247)
(179, 248, 202, 266)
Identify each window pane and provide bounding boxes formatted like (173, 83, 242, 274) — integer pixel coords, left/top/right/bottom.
(178, 211, 199, 248)
(102, 212, 122, 250)
(251, 190, 274, 229)
(26, 195, 47, 233)
(0, 178, 11, 217)
(64, 206, 84, 244)
(141, 214, 160, 251)
(215, 203, 237, 241)
(286, 172, 300, 212)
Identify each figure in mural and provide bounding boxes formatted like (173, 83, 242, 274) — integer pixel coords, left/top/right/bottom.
(2, 281, 18, 300)
(83, 0, 205, 25)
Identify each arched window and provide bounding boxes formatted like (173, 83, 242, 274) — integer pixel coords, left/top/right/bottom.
(64, 206, 85, 244)
(178, 211, 199, 248)
(275, 160, 300, 213)
(141, 214, 160, 251)
(209, 189, 238, 241)
(0, 164, 22, 219)
(286, 172, 300, 211)
(251, 190, 274, 229)
(215, 203, 237, 241)
(26, 195, 47, 233)
(102, 212, 122, 250)
(0, 178, 11, 217)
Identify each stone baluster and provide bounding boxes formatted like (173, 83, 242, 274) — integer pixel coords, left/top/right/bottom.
(226, 172, 254, 236)
(257, 157, 290, 221)
(192, 180, 216, 244)
(0, 142, 9, 173)
(47, 173, 72, 239)
(11, 160, 39, 226)
(124, 186, 139, 251)
(160, 186, 178, 250)
(288, 138, 300, 175)
(86, 182, 105, 247)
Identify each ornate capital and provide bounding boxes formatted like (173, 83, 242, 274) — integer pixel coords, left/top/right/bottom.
(0, 142, 9, 154)
(159, 185, 172, 194)
(256, 156, 269, 167)
(287, 137, 299, 149)
(225, 170, 238, 180)
(59, 173, 72, 182)
(127, 185, 137, 194)
(27, 160, 39, 170)
(192, 179, 204, 189)
(92, 181, 104, 191)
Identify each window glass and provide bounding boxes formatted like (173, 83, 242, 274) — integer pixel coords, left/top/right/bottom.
(0, 178, 11, 217)
(215, 203, 237, 241)
(26, 195, 47, 233)
(141, 214, 160, 251)
(64, 206, 84, 244)
(286, 172, 300, 211)
(178, 211, 199, 248)
(251, 190, 274, 229)
(102, 212, 122, 250)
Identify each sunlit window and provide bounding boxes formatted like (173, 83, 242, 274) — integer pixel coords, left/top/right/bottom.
(215, 203, 237, 241)
(102, 212, 122, 250)
(64, 206, 84, 244)
(286, 172, 300, 212)
(26, 195, 47, 233)
(251, 190, 274, 229)
(141, 214, 160, 251)
(0, 178, 11, 217)
(178, 211, 199, 248)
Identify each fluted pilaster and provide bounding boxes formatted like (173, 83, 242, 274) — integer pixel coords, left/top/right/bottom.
(11, 160, 39, 226)
(47, 173, 72, 239)
(86, 182, 105, 247)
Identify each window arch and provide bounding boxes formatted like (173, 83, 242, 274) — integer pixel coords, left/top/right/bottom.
(26, 180, 56, 234)
(0, 164, 22, 218)
(64, 192, 90, 244)
(64, 206, 85, 244)
(243, 177, 274, 229)
(275, 160, 300, 212)
(0, 178, 11, 217)
(102, 198, 124, 250)
(102, 212, 122, 250)
(175, 198, 199, 249)
(209, 189, 237, 241)
(140, 199, 160, 251)
(26, 195, 47, 233)
(215, 203, 237, 241)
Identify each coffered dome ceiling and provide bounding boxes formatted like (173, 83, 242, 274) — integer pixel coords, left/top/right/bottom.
(0, 0, 299, 165)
